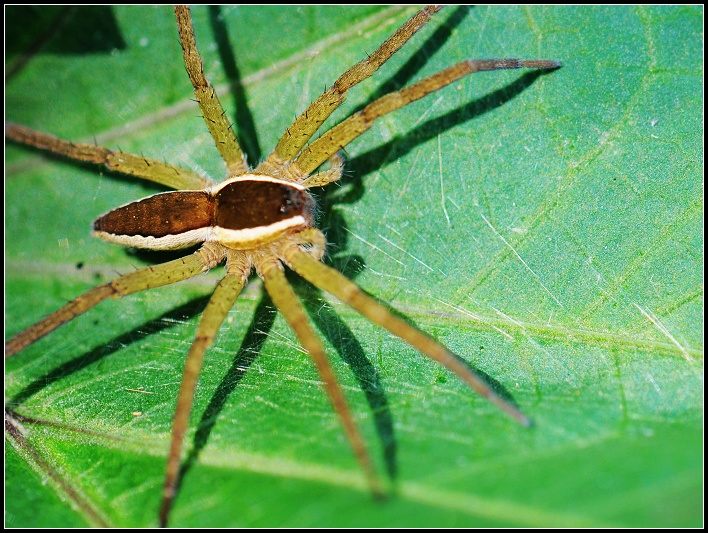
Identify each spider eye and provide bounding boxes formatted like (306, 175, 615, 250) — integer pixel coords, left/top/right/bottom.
(280, 191, 302, 214)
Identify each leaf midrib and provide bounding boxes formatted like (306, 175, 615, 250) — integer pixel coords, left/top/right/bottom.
(20, 415, 609, 527)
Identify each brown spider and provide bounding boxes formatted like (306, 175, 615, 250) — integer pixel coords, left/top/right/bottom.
(5, 5, 559, 527)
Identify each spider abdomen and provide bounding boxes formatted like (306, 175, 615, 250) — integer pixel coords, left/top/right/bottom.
(93, 175, 314, 250)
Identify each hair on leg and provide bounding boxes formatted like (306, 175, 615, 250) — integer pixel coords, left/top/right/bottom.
(259, 5, 442, 172)
(6, 123, 211, 190)
(174, 5, 249, 176)
(257, 257, 383, 497)
(6, 245, 224, 358)
(294, 58, 560, 175)
(159, 268, 248, 528)
(282, 244, 531, 426)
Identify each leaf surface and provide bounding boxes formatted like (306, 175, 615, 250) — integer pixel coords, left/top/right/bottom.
(5, 5, 703, 527)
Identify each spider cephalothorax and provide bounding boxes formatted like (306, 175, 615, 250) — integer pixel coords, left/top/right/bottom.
(5, 5, 559, 527)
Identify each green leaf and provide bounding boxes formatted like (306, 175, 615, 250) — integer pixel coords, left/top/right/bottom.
(5, 5, 702, 528)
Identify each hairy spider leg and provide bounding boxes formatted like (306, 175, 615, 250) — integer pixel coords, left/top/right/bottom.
(175, 6, 249, 176)
(294, 59, 561, 175)
(160, 259, 248, 528)
(257, 258, 384, 498)
(282, 233, 531, 427)
(5, 245, 223, 357)
(5, 123, 210, 190)
(257, 5, 442, 177)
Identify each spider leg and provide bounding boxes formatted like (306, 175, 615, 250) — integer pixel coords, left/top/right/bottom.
(257, 257, 383, 497)
(281, 240, 531, 426)
(159, 266, 248, 528)
(174, 5, 249, 177)
(5, 123, 210, 190)
(294, 58, 561, 175)
(257, 6, 442, 172)
(5, 244, 225, 358)
(301, 152, 345, 188)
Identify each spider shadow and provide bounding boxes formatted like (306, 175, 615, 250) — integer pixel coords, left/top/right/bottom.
(352, 5, 473, 115)
(6, 6, 126, 81)
(7, 296, 211, 409)
(171, 38, 400, 498)
(208, 5, 262, 164)
(176, 266, 403, 494)
(177, 293, 277, 487)
(6, 6, 125, 55)
(349, 68, 555, 186)
(172, 7, 403, 491)
(295, 278, 398, 481)
(174, 4, 550, 495)
(8, 5, 551, 510)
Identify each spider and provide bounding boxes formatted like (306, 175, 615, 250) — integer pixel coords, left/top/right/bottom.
(5, 5, 559, 527)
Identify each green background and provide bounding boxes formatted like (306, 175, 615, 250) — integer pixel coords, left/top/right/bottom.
(5, 5, 703, 527)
